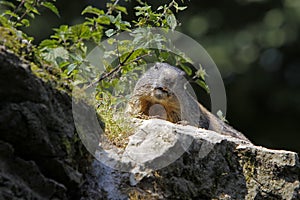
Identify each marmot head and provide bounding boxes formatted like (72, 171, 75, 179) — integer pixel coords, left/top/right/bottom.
(130, 63, 187, 122)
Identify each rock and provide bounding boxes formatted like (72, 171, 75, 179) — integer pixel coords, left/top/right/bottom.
(90, 118, 300, 199)
(0, 46, 94, 199)
(124, 119, 192, 169)
(0, 141, 67, 200)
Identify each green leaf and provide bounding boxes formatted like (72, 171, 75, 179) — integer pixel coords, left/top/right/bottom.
(59, 61, 70, 68)
(41, 2, 60, 17)
(51, 25, 70, 41)
(95, 16, 111, 25)
(157, 6, 164, 11)
(70, 53, 85, 62)
(41, 46, 69, 63)
(112, 12, 121, 24)
(24, 2, 40, 15)
(67, 63, 77, 75)
(101, 80, 112, 89)
(180, 64, 192, 76)
(174, 5, 187, 12)
(71, 24, 91, 39)
(105, 29, 116, 37)
(134, 49, 149, 58)
(195, 79, 210, 93)
(134, 5, 151, 16)
(118, 20, 131, 31)
(158, 51, 170, 61)
(54, 25, 69, 33)
(166, 13, 177, 30)
(4, 10, 18, 19)
(21, 19, 30, 27)
(27, 12, 35, 19)
(82, 6, 104, 16)
(115, 5, 128, 14)
(135, 5, 151, 11)
(0, 15, 10, 27)
(0, 1, 16, 9)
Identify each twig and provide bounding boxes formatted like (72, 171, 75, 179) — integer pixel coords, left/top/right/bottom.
(10, 0, 25, 21)
(13, 9, 28, 26)
(124, 51, 151, 66)
(154, 0, 175, 25)
(85, 50, 151, 89)
(85, 49, 134, 89)
(106, 0, 120, 15)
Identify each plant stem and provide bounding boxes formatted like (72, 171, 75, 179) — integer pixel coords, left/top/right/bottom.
(106, 0, 120, 15)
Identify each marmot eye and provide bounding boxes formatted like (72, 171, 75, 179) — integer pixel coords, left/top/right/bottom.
(155, 87, 167, 92)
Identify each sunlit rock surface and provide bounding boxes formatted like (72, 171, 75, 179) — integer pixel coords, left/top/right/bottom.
(87, 118, 300, 199)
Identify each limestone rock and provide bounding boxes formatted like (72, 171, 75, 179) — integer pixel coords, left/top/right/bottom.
(89, 118, 300, 200)
(120, 119, 300, 199)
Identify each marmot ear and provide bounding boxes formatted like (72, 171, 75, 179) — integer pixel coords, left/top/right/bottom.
(153, 62, 186, 76)
(173, 65, 186, 76)
(178, 70, 186, 76)
(154, 62, 168, 70)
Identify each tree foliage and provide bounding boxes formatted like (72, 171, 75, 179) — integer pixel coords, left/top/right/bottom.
(0, 0, 201, 84)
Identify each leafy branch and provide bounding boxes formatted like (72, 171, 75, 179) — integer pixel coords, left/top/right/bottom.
(1, 0, 59, 28)
(134, 0, 187, 30)
(86, 49, 151, 89)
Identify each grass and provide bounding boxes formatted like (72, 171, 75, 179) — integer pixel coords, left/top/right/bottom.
(96, 92, 135, 149)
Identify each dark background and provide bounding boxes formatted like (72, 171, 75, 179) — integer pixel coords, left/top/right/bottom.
(12, 0, 300, 153)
